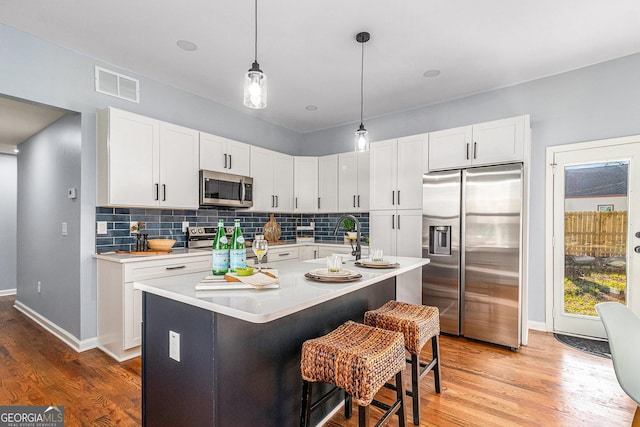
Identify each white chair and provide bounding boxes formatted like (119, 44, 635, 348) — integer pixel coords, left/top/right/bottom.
(596, 302, 640, 426)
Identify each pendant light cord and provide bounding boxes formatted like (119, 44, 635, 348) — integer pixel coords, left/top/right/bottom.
(254, 0, 258, 63)
(360, 40, 364, 125)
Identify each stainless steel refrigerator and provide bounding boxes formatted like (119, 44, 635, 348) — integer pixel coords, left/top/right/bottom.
(422, 163, 522, 349)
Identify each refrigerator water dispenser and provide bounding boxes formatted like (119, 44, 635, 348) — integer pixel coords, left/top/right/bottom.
(429, 226, 451, 255)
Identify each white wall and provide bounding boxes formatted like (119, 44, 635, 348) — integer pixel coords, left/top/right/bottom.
(0, 154, 17, 292)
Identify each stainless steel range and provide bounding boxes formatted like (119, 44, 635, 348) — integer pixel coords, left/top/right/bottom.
(187, 226, 259, 264)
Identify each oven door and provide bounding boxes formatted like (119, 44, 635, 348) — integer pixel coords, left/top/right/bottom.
(200, 170, 253, 208)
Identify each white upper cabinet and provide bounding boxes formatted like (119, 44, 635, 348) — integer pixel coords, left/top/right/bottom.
(318, 154, 339, 212)
(158, 122, 200, 209)
(97, 107, 199, 209)
(294, 156, 319, 213)
(199, 132, 251, 176)
(428, 115, 527, 171)
(370, 135, 425, 211)
(338, 151, 369, 212)
(250, 146, 293, 212)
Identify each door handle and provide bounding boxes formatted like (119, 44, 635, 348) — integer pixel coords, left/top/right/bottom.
(318, 197, 321, 209)
(473, 142, 477, 159)
(155, 183, 159, 201)
(466, 143, 470, 160)
(224, 153, 228, 169)
(295, 197, 298, 209)
(353, 195, 356, 208)
(166, 265, 186, 270)
(392, 191, 395, 205)
(392, 214, 395, 229)
(275, 195, 279, 208)
(397, 191, 400, 205)
(397, 214, 400, 229)
(229, 154, 232, 169)
(162, 184, 166, 201)
(357, 195, 360, 208)
(271, 195, 275, 208)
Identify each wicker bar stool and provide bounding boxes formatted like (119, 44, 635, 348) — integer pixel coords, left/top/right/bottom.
(364, 301, 441, 425)
(300, 320, 407, 427)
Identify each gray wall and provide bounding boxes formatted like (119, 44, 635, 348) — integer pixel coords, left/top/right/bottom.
(17, 114, 82, 337)
(0, 154, 17, 291)
(0, 22, 300, 342)
(301, 53, 640, 322)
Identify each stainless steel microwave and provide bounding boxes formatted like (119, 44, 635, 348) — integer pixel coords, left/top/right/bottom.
(199, 170, 253, 208)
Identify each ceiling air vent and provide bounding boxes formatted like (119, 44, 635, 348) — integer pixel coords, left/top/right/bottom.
(95, 66, 139, 103)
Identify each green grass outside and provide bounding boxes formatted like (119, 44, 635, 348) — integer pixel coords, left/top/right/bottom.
(564, 272, 626, 316)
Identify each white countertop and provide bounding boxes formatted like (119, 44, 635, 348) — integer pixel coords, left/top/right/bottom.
(93, 241, 367, 263)
(134, 256, 428, 324)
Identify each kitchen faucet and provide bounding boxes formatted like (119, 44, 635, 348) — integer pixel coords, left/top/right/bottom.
(332, 214, 362, 260)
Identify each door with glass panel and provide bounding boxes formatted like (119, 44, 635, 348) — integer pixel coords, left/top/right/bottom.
(552, 141, 640, 338)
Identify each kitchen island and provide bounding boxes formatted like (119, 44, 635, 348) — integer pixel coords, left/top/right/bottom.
(135, 256, 428, 427)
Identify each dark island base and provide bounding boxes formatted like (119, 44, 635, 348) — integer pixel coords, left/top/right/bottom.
(142, 277, 396, 427)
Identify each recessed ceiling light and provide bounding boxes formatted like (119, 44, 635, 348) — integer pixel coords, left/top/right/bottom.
(423, 69, 441, 78)
(305, 105, 318, 111)
(177, 40, 197, 51)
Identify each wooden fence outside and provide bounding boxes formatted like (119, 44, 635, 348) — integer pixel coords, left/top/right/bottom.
(565, 211, 627, 257)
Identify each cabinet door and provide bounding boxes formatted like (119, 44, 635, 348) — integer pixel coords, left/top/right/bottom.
(369, 210, 397, 256)
(250, 146, 275, 211)
(395, 209, 422, 257)
(123, 282, 142, 349)
(397, 135, 424, 210)
(369, 139, 398, 210)
(273, 152, 294, 212)
(318, 155, 338, 212)
(199, 132, 227, 173)
(226, 140, 251, 176)
(428, 125, 473, 171)
(159, 122, 199, 209)
(356, 151, 370, 212)
(108, 108, 159, 207)
(298, 245, 319, 261)
(472, 116, 525, 166)
(338, 152, 358, 211)
(294, 157, 318, 212)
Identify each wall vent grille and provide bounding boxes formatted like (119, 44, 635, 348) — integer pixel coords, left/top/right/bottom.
(95, 66, 139, 103)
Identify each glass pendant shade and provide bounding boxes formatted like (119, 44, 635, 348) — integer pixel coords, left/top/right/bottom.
(355, 123, 369, 151)
(244, 61, 267, 109)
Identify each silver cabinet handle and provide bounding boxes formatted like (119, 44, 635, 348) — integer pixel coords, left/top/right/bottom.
(353, 195, 356, 208)
(275, 195, 279, 208)
(397, 214, 401, 229)
(295, 197, 298, 209)
(392, 214, 395, 229)
(318, 197, 321, 209)
(271, 195, 275, 208)
(466, 143, 470, 160)
(392, 191, 395, 205)
(397, 190, 400, 205)
(357, 195, 360, 208)
(313, 250, 317, 259)
(166, 265, 186, 270)
(155, 183, 159, 201)
(278, 252, 290, 257)
(224, 153, 228, 169)
(473, 142, 477, 159)
(162, 184, 166, 201)
(229, 154, 232, 169)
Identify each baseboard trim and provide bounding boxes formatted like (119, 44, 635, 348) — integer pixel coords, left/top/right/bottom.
(0, 288, 17, 297)
(13, 301, 97, 353)
(528, 321, 547, 332)
(97, 344, 140, 363)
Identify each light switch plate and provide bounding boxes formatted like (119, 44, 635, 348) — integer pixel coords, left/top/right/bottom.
(169, 330, 180, 362)
(62, 222, 68, 236)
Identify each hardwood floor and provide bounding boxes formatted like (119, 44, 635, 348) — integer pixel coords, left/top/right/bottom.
(0, 296, 141, 426)
(0, 294, 636, 426)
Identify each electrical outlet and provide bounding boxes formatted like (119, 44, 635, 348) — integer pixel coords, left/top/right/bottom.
(97, 221, 107, 235)
(37, 281, 41, 293)
(130, 221, 139, 233)
(169, 330, 180, 362)
(182, 221, 189, 232)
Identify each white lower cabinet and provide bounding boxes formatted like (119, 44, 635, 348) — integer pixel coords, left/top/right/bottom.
(369, 209, 422, 257)
(97, 253, 211, 361)
(298, 245, 319, 261)
(267, 247, 299, 263)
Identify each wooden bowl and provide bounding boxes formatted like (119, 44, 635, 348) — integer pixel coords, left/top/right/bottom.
(147, 239, 176, 251)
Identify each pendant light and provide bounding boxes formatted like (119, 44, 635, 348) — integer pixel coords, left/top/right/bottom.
(355, 31, 370, 151)
(243, 0, 267, 109)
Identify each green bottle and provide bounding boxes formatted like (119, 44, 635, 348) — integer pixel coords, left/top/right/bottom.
(212, 219, 229, 275)
(229, 219, 246, 272)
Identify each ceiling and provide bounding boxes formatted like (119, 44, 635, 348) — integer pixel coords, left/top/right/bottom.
(0, 96, 67, 155)
(2, 0, 640, 137)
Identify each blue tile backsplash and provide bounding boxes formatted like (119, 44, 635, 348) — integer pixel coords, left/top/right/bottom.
(95, 207, 369, 253)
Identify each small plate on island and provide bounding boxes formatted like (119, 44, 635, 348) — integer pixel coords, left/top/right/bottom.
(305, 269, 362, 283)
(354, 259, 400, 269)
